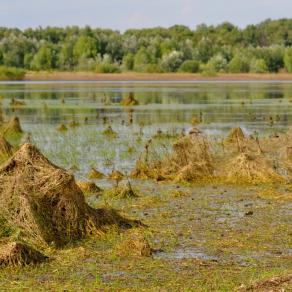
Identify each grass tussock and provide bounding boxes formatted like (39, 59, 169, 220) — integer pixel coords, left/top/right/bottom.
(56, 123, 68, 132)
(87, 167, 105, 179)
(237, 274, 292, 291)
(132, 127, 292, 185)
(115, 230, 152, 257)
(76, 181, 102, 194)
(224, 127, 245, 144)
(222, 152, 283, 184)
(0, 242, 48, 267)
(102, 125, 117, 137)
(133, 132, 214, 183)
(0, 136, 13, 163)
(121, 93, 139, 106)
(0, 144, 140, 250)
(104, 182, 138, 199)
(1, 116, 23, 136)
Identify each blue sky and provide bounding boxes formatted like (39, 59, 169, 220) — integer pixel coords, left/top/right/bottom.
(0, 0, 291, 30)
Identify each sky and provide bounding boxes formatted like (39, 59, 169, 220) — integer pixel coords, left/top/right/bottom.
(0, 0, 291, 31)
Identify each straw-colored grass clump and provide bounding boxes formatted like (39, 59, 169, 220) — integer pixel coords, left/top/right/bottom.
(116, 230, 152, 257)
(224, 127, 245, 144)
(133, 132, 214, 183)
(222, 152, 283, 184)
(56, 123, 68, 132)
(76, 181, 102, 194)
(0, 242, 48, 267)
(0, 136, 13, 162)
(102, 125, 117, 137)
(1, 116, 23, 136)
(132, 127, 292, 185)
(104, 183, 138, 199)
(121, 93, 139, 106)
(0, 143, 139, 250)
(87, 167, 104, 179)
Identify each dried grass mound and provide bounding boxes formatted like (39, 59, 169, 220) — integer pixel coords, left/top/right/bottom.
(0, 136, 13, 161)
(132, 133, 214, 182)
(224, 127, 245, 144)
(0, 242, 48, 267)
(108, 170, 124, 180)
(116, 230, 152, 257)
(236, 273, 292, 291)
(56, 123, 68, 132)
(68, 120, 80, 128)
(2, 116, 23, 135)
(87, 168, 104, 179)
(76, 181, 102, 194)
(164, 134, 214, 182)
(104, 183, 138, 199)
(102, 125, 117, 137)
(0, 108, 4, 124)
(222, 152, 283, 184)
(0, 144, 140, 247)
(121, 93, 139, 106)
(10, 98, 26, 107)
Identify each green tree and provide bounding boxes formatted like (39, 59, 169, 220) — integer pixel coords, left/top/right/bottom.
(250, 58, 268, 73)
(160, 51, 183, 72)
(228, 55, 249, 73)
(179, 60, 200, 73)
(31, 45, 54, 70)
(284, 47, 292, 72)
(73, 36, 98, 61)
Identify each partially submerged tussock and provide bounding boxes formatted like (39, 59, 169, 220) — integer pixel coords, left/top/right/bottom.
(102, 125, 117, 137)
(1, 116, 23, 136)
(0, 242, 48, 267)
(87, 167, 105, 179)
(133, 128, 292, 185)
(132, 132, 214, 183)
(121, 93, 139, 106)
(0, 144, 140, 249)
(56, 123, 68, 132)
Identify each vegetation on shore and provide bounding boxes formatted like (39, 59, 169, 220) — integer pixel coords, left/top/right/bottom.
(0, 66, 25, 80)
(0, 19, 292, 75)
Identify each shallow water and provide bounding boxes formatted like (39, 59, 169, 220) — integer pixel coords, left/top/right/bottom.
(1, 81, 292, 175)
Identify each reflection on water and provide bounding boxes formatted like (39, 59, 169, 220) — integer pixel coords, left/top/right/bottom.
(0, 81, 291, 175)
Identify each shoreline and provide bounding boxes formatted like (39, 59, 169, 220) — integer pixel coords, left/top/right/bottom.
(24, 71, 292, 82)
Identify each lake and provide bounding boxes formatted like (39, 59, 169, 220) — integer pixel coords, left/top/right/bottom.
(0, 81, 291, 179)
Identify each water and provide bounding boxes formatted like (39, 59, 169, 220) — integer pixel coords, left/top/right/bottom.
(1, 81, 292, 177)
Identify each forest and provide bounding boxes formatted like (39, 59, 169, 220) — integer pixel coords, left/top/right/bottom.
(0, 18, 292, 75)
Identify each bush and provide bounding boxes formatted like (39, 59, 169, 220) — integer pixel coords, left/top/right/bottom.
(179, 60, 200, 73)
(250, 58, 268, 73)
(0, 66, 25, 80)
(96, 63, 121, 73)
(145, 64, 163, 73)
(284, 47, 292, 73)
(205, 54, 228, 73)
(228, 55, 250, 73)
(160, 51, 184, 72)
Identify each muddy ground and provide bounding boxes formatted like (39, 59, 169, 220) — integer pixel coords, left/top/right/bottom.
(0, 180, 291, 291)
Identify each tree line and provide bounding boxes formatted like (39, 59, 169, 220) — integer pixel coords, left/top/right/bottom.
(0, 18, 292, 74)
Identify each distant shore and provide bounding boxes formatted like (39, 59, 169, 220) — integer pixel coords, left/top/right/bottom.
(24, 71, 292, 82)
